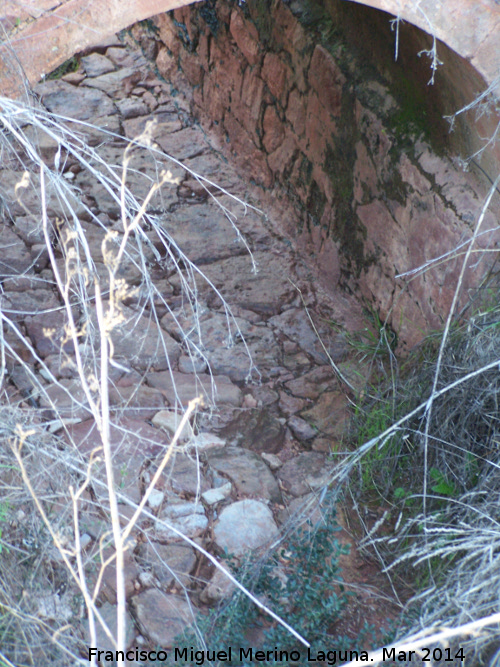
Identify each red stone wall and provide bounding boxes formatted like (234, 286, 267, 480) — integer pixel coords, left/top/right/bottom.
(147, 0, 500, 350)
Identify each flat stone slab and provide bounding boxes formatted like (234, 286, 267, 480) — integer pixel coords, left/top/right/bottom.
(34, 79, 117, 120)
(206, 446, 281, 502)
(156, 453, 209, 496)
(284, 365, 337, 400)
(136, 542, 196, 589)
(219, 409, 285, 453)
(277, 452, 333, 497)
(81, 53, 115, 77)
(214, 499, 279, 557)
(301, 390, 350, 438)
(66, 417, 166, 504)
(130, 589, 192, 648)
(85, 602, 135, 652)
(146, 370, 242, 408)
(155, 501, 208, 541)
(269, 307, 345, 365)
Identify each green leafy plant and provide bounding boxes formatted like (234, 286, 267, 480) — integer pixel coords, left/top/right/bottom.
(429, 467, 457, 497)
(168, 509, 377, 667)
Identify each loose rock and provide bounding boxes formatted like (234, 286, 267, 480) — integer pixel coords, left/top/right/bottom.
(214, 499, 279, 557)
(206, 446, 281, 502)
(131, 589, 192, 648)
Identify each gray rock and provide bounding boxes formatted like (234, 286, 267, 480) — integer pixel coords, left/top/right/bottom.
(147, 488, 164, 510)
(155, 454, 209, 496)
(178, 354, 208, 374)
(86, 601, 135, 651)
(160, 202, 249, 266)
(198, 252, 296, 317)
(269, 308, 347, 365)
(206, 446, 281, 502)
(98, 548, 140, 603)
(155, 505, 208, 541)
(108, 384, 166, 420)
(35, 80, 117, 120)
(106, 46, 137, 68)
(13, 216, 50, 246)
(261, 452, 283, 471)
(188, 432, 226, 452)
(66, 417, 166, 505)
(39, 378, 92, 420)
(0, 289, 59, 322)
(107, 305, 181, 372)
(81, 66, 143, 98)
(279, 391, 308, 415)
(287, 415, 317, 441)
(214, 499, 279, 557)
(146, 370, 242, 408)
(200, 566, 236, 603)
(202, 482, 232, 506)
(219, 410, 285, 454)
(152, 409, 194, 442)
(163, 501, 205, 519)
(25, 310, 77, 358)
(122, 113, 183, 140)
(131, 589, 192, 648)
(81, 53, 115, 77)
(277, 452, 333, 497)
(284, 365, 337, 400)
(246, 385, 280, 407)
(301, 391, 350, 438)
(277, 493, 325, 527)
(155, 126, 208, 161)
(116, 97, 149, 119)
(0, 225, 33, 277)
(136, 541, 196, 588)
(30, 243, 50, 271)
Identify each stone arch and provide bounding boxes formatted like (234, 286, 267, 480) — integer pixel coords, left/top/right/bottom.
(2, 0, 500, 348)
(1, 0, 499, 96)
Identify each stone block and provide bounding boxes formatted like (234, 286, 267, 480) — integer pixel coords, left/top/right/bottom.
(156, 46, 178, 81)
(239, 66, 265, 121)
(154, 14, 181, 58)
(286, 88, 307, 137)
(305, 90, 336, 165)
(230, 9, 260, 66)
(262, 104, 285, 154)
(266, 127, 298, 177)
(261, 52, 292, 105)
(308, 45, 345, 117)
(202, 76, 225, 125)
(179, 50, 204, 87)
(224, 112, 272, 187)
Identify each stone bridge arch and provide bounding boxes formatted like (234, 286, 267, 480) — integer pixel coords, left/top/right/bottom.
(1, 0, 500, 348)
(1, 0, 499, 97)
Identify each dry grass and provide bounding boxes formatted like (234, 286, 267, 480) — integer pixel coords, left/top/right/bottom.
(340, 174, 500, 665)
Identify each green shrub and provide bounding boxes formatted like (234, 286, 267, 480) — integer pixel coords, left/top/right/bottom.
(157, 508, 378, 667)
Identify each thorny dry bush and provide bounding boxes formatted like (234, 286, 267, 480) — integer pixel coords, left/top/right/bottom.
(0, 94, 309, 666)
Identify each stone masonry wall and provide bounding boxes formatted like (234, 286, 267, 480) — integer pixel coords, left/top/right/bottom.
(147, 0, 500, 350)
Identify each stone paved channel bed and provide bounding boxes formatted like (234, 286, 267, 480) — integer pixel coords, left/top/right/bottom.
(0, 32, 397, 661)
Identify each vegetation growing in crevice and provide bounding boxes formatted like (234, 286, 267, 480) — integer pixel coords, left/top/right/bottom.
(45, 56, 79, 80)
(168, 508, 380, 667)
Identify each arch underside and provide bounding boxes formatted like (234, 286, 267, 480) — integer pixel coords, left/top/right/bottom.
(1, 0, 499, 99)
